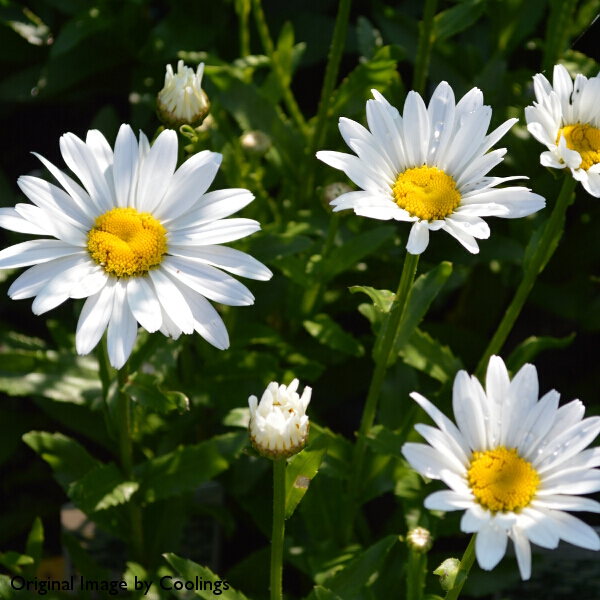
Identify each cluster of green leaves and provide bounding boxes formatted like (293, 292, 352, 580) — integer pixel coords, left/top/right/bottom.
(1, 0, 600, 599)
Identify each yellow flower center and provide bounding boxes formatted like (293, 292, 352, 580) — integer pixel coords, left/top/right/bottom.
(468, 446, 539, 513)
(558, 123, 600, 170)
(87, 207, 167, 277)
(393, 166, 461, 221)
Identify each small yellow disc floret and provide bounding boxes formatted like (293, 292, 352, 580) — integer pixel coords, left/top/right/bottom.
(87, 207, 167, 277)
(393, 166, 461, 221)
(468, 446, 539, 513)
(558, 123, 600, 170)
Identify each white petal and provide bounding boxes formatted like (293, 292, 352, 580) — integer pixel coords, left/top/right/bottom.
(461, 187, 546, 219)
(453, 88, 483, 136)
(558, 133, 582, 169)
(154, 151, 222, 221)
(402, 442, 462, 479)
(538, 469, 600, 495)
(527, 121, 556, 147)
(347, 139, 396, 184)
(166, 189, 254, 230)
(161, 255, 254, 306)
(445, 213, 490, 240)
(455, 149, 506, 188)
(484, 355, 510, 448)
(423, 490, 473, 511)
(17, 176, 93, 228)
(149, 268, 193, 334)
(8, 253, 89, 300)
(443, 219, 480, 253)
(531, 496, 600, 513)
(403, 91, 429, 167)
(0, 207, 48, 235)
(60, 133, 113, 213)
(553, 64, 574, 122)
(176, 280, 229, 350)
(409, 391, 472, 461)
(167, 218, 261, 246)
(539, 507, 600, 550)
(414, 424, 469, 473)
(31, 153, 97, 221)
(452, 370, 487, 450)
(113, 124, 139, 208)
(0, 239, 83, 269)
(518, 389, 560, 459)
(406, 221, 429, 255)
(540, 151, 565, 169)
(76, 278, 117, 356)
(427, 81, 455, 167)
(461, 504, 491, 533)
(582, 171, 600, 197)
(168, 244, 272, 281)
(69, 267, 108, 299)
(365, 99, 406, 172)
(126, 276, 162, 332)
(107, 278, 138, 369)
(331, 191, 393, 211)
(14, 204, 88, 246)
(534, 416, 600, 473)
(136, 129, 178, 213)
(511, 527, 532, 580)
(158, 303, 182, 340)
(316, 151, 388, 194)
(32, 259, 96, 315)
(518, 507, 559, 549)
(578, 76, 600, 123)
(86, 129, 115, 204)
(476, 520, 508, 571)
(446, 106, 492, 176)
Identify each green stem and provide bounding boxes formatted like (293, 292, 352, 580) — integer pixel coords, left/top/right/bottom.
(251, 0, 307, 136)
(237, 0, 251, 57)
(303, 0, 353, 201)
(444, 535, 476, 600)
(117, 364, 145, 564)
(407, 549, 427, 600)
(542, 0, 578, 76)
(346, 251, 419, 538)
(412, 0, 438, 97)
(474, 174, 577, 380)
(270, 459, 287, 600)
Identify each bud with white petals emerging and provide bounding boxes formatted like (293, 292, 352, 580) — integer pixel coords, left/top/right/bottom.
(248, 379, 311, 460)
(157, 60, 210, 129)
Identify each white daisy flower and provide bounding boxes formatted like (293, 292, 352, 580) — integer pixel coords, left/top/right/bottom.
(525, 64, 600, 197)
(248, 379, 311, 459)
(402, 355, 600, 580)
(0, 125, 272, 369)
(316, 85, 545, 254)
(157, 60, 210, 128)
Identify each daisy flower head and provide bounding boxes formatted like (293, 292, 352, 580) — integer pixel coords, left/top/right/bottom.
(316, 84, 545, 254)
(525, 64, 600, 196)
(157, 60, 210, 129)
(0, 125, 272, 369)
(402, 356, 600, 580)
(248, 379, 312, 460)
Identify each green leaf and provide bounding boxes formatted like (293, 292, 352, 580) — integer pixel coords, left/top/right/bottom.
(272, 255, 312, 288)
(350, 286, 395, 313)
(506, 333, 576, 373)
(310, 586, 345, 600)
(433, 0, 485, 41)
(303, 314, 364, 357)
(285, 434, 330, 518)
(68, 463, 138, 513)
(374, 262, 453, 363)
(0, 574, 16, 600)
(23, 517, 43, 577)
(330, 45, 404, 117)
(22, 431, 98, 490)
(223, 407, 250, 428)
(365, 425, 404, 459)
(249, 233, 313, 263)
(326, 535, 398, 598)
(135, 432, 247, 503)
(356, 16, 382, 61)
(164, 553, 249, 600)
(61, 531, 110, 583)
(122, 372, 189, 414)
(309, 423, 352, 480)
(322, 226, 395, 282)
(50, 7, 113, 57)
(0, 552, 34, 575)
(401, 327, 464, 384)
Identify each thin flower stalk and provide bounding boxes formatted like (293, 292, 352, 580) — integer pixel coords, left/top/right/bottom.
(270, 458, 286, 600)
(444, 535, 476, 600)
(474, 174, 577, 380)
(412, 0, 439, 97)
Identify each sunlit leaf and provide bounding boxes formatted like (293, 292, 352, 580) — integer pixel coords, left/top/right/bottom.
(303, 314, 364, 357)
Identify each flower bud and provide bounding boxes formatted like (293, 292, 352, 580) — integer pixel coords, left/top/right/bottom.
(157, 60, 210, 129)
(406, 527, 433, 553)
(248, 379, 311, 460)
(240, 130, 272, 156)
(433, 558, 462, 591)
